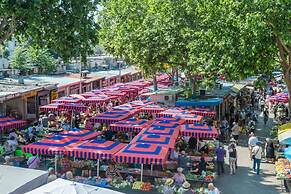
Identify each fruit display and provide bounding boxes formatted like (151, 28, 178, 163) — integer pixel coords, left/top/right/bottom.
(275, 158, 291, 179)
(132, 181, 152, 191)
(185, 171, 215, 182)
(112, 179, 131, 189)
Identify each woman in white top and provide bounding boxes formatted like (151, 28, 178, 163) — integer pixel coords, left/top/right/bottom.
(252, 142, 263, 175)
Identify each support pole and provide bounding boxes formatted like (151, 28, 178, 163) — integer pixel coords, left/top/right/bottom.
(97, 159, 100, 177)
(71, 111, 74, 128)
(150, 164, 153, 175)
(54, 155, 58, 175)
(218, 105, 221, 121)
(141, 163, 144, 182)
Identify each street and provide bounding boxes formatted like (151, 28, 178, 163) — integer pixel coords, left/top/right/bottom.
(216, 112, 284, 194)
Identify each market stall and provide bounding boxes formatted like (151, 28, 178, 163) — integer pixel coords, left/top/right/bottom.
(52, 96, 82, 104)
(140, 126, 180, 139)
(0, 116, 27, 132)
(190, 108, 216, 118)
(59, 103, 87, 112)
(92, 110, 134, 124)
(109, 118, 153, 133)
(39, 103, 64, 112)
(139, 104, 166, 114)
(155, 117, 186, 125)
(130, 134, 176, 150)
(180, 123, 218, 138)
(58, 128, 101, 141)
(176, 114, 203, 124)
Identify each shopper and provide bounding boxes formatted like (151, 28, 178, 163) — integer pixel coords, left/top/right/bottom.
(231, 122, 240, 143)
(206, 183, 220, 194)
(265, 138, 275, 163)
(177, 181, 194, 194)
(173, 167, 186, 186)
(215, 143, 226, 175)
(252, 142, 263, 175)
(27, 155, 40, 169)
(162, 178, 175, 194)
(263, 109, 269, 125)
(248, 132, 258, 159)
(228, 138, 237, 175)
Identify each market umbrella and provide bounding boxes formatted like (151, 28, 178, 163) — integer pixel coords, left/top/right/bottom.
(155, 117, 186, 125)
(82, 95, 113, 104)
(140, 126, 180, 139)
(128, 100, 154, 107)
(67, 139, 126, 177)
(52, 97, 82, 104)
(0, 116, 27, 132)
(151, 120, 180, 129)
(114, 143, 169, 181)
(139, 104, 166, 114)
(91, 110, 133, 124)
(278, 130, 291, 145)
(112, 104, 137, 112)
(109, 118, 153, 133)
(180, 123, 218, 138)
(131, 134, 176, 150)
(176, 114, 203, 124)
(39, 103, 64, 112)
(58, 128, 101, 141)
(156, 108, 190, 118)
(59, 103, 87, 112)
(190, 109, 216, 117)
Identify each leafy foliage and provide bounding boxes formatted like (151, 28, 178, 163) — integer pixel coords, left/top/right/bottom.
(0, 0, 99, 61)
(11, 47, 30, 74)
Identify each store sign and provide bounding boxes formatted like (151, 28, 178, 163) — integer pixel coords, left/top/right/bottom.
(22, 91, 37, 99)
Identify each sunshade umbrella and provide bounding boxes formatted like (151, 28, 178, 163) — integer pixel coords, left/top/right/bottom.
(156, 108, 190, 118)
(0, 116, 27, 132)
(59, 103, 87, 112)
(39, 103, 64, 112)
(190, 109, 216, 117)
(58, 128, 101, 141)
(114, 143, 169, 181)
(140, 126, 180, 139)
(140, 104, 166, 114)
(131, 134, 176, 150)
(83, 96, 112, 104)
(180, 123, 218, 138)
(278, 130, 291, 145)
(151, 121, 180, 129)
(155, 117, 186, 125)
(109, 118, 153, 133)
(52, 97, 82, 104)
(176, 114, 203, 124)
(92, 110, 133, 124)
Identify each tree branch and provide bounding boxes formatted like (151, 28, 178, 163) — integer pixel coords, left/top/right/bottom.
(276, 36, 289, 70)
(0, 16, 16, 45)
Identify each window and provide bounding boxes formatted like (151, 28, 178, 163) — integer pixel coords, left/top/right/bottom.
(27, 97, 36, 114)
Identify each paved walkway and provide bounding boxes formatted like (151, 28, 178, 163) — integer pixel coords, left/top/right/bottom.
(216, 111, 285, 194)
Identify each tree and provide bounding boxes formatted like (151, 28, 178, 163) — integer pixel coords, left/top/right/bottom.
(11, 46, 30, 75)
(191, 0, 290, 109)
(28, 47, 57, 74)
(0, 0, 99, 61)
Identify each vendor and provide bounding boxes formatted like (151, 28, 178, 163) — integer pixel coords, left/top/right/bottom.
(198, 141, 209, 154)
(172, 167, 186, 186)
(106, 161, 122, 180)
(190, 157, 208, 175)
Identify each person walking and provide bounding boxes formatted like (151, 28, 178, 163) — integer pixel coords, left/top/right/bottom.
(215, 143, 226, 175)
(248, 132, 258, 159)
(228, 138, 237, 175)
(263, 109, 269, 125)
(252, 142, 263, 175)
(265, 138, 275, 163)
(231, 122, 240, 144)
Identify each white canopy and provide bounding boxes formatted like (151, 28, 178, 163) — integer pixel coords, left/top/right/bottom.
(0, 165, 48, 194)
(25, 178, 125, 194)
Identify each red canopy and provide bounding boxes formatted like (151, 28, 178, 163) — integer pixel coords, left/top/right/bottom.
(59, 103, 87, 112)
(66, 139, 126, 160)
(109, 118, 153, 133)
(39, 103, 64, 112)
(92, 110, 133, 124)
(140, 104, 166, 114)
(180, 123, 218, 138)
(52, 97, 82, 104)
(114, 143, 169, 165)
(176, 114, 203, 124)
(0, 116, 26, 132)
(131, 134, 176, 149)
(58, 129, 101, 141)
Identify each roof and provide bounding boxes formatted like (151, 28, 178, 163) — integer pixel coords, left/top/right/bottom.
(175, 97, 223, 107)
(0, 165, 48, 194)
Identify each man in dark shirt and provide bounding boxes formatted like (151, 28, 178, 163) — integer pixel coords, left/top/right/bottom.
(215, 143, 226, 175)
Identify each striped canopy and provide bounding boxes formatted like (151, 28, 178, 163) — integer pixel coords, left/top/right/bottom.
(66, 139, 126, 160)
(180, 123, 218, 138)
(113, 104, 137, 112)
(83, 95, 113, 104)
(0, 116, 26, 132)
(114, 143, 169, 165)
(59, 103, 87, 112)
(131, 134, 176, 149)
(176, 114, 203, 124)
(156, 108, 190, 118)
(268, 93, 289, 103)
(140, 104, 166, 113)
(140, 126, 180, 139)
(22, 135, 79, 155)
(129, 100, 154, 107)
(39, 103, 64, 112)
(52, 97, 82, 104)
(155, 117, 186, 125)
(151, 121, 180, 129)
(92, 110, 133, 124)
(58, 128, 101, 141)
(109, 118, 153, 133)
(190, 109, 216, 117)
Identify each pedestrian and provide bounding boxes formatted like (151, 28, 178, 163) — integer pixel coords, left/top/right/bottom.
(263, 109, 269, 125)
(252, 142, 263, 175)
(162, 178, 175, 194)
(173, 167, 186, 186)
(177, 181, 194, 194)
(27, 155, 40, 169)
(248, 132, 258, 159)
(178, 151, 190, 172)
(265, 138, 275, 163)
(231, 122, 240, 144)
(228, 138, 237, 175)
(206, 183, 220, 194)
(215, 143, 226, 175)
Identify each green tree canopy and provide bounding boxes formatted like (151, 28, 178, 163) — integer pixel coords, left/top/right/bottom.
(0, 0, 99, 61)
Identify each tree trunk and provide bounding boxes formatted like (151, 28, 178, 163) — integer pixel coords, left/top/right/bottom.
(283, 73, 291, 117)
(190, 76, 197, 97)
(175, 68, 179, 83)
(153, 74, 158, 91)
